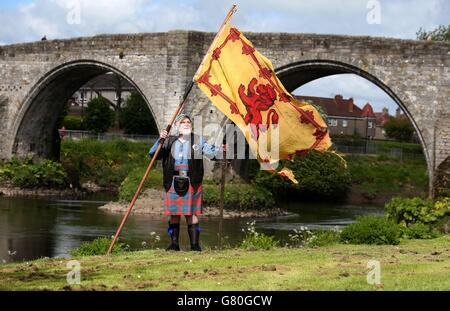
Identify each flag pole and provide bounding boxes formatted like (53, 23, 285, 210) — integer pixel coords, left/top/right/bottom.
(218, 126, 227, 249)
(107, 4, 238, 255)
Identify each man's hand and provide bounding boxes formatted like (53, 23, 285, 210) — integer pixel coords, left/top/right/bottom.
(160, 130, 168, 140)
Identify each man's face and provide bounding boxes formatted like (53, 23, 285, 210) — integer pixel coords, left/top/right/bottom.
(178, 117, 192, 135)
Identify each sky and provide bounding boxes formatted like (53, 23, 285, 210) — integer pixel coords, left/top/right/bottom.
(0, 0, 448, 113)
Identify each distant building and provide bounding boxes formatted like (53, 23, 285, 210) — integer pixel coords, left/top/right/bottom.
(295, 95, 377, 139)
(69, 73, 135, 116)
(374, 107, 393, 139)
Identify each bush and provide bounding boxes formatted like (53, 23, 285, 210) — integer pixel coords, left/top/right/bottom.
(340, 216, 401, 245)
(84, 96, 114, 133)
(385, 196, 450, 225)
(308, 229, 342, 247)
(118, 165, 163, 201)
(240, 221, 279, 250)
(254, 150, 350, 199)
(400, 223, 438, 240)
(62, 115, 84, 130)
(70, 237, 126, 256)
(0, 157, 68, 189)
(121, 92, 158, 135)
(203, 182, 275, 210)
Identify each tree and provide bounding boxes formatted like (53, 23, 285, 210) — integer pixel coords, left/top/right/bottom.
(384, 117, 414, 142)
(416, 25, 450, 41)
(121, 92, 158, 135)
(84, 96, 114, 133)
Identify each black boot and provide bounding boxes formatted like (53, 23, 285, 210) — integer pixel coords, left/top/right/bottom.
(166, 222, 180, 251)
(187, 223, 202, 252)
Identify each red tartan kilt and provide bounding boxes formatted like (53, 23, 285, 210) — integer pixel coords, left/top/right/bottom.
(164, 182, 203, 215)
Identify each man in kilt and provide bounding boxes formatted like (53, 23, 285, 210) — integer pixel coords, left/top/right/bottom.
(149, 113, 224, 251)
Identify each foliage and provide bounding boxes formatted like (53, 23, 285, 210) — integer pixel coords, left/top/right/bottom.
(384, 117, 415, 142)
(62, 115, 85, 130)
(253, 150, 351, 199)
(118, 165, 164, 201)
(400, 223, 438, 240)
(385, 196, 450, 226)
(70, 237, 126, 256)
(240, 221, 279, 250)
(121, 92, 158, 135)
(203, 182, 275, 210)
(308, 228, 342, 247)
(84, 96, 114, 133)
(347, 155, 428, 197)
(0, 157, 68, 189)
(61, 139, 150, 188)
(417, 24, 450, 41)
(340, 216, 401, 245)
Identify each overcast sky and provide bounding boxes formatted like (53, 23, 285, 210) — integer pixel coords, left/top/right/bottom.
(1, 0, 448, 113)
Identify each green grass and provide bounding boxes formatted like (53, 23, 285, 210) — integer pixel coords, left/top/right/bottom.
(1, 236, 448, 291)
(346, 154, 428, 197)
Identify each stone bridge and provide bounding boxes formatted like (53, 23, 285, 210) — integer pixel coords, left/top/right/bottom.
(0, 31, 449, 193)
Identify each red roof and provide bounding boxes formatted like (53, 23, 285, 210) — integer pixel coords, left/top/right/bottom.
(295, 95, 375, 119)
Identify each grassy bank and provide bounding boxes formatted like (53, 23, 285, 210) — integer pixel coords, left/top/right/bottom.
(0, 236, 448, 291)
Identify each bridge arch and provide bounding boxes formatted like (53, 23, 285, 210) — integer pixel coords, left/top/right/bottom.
(11, 60, 158, 160)
(275, 59, 432, 190)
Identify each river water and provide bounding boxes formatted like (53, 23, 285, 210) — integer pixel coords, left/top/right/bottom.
(0, 194, 384, 263)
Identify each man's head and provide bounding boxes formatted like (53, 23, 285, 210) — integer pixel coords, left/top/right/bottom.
(175, 113, 192, 135)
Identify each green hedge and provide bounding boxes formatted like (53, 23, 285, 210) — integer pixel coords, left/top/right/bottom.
(253, 150, 351, 199)
(0, 157, 68, 189)
(340, 216, 401, 245)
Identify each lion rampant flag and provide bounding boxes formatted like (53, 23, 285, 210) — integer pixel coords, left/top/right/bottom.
(194, 23, 332, 184)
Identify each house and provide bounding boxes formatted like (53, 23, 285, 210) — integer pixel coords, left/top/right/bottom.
(69, 72, 135, 116)
(295, 95, 377, 138)
(374, 107, 392, 139)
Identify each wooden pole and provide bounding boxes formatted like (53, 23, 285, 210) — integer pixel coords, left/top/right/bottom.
(218, 134, 227, 249)
(107, 4, 238, 255)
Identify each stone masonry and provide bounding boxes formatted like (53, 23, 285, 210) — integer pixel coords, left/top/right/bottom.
(0, 31, 449, 192)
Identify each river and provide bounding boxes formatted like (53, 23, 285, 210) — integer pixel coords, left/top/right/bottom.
(0, 194, 384, 263)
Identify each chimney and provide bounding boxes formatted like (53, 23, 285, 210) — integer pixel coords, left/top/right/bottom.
(334, 94, 343, 103)
(396, 107, 401, 118)
(348, 98, 354, 112)
(382, 107, 389, 114)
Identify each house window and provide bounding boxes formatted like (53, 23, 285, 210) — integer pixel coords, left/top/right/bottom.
(80, 91, 87, 103)
(342, 120, 348, 128)
(368, 121, 374, 129)
(328, 119, 337, 127)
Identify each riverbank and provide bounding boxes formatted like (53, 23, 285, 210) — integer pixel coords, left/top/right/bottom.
(1, 236, 448, 290)
(99, 188, 291, 218)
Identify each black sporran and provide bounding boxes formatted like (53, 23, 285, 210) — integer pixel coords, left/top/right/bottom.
(173, 176, 190, 196)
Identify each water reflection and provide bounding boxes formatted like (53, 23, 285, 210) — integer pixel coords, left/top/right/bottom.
(0, 195, 384, 263)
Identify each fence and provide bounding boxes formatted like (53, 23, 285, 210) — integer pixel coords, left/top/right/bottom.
(60, 130, 158, 143)
(334, 142, 425, 161)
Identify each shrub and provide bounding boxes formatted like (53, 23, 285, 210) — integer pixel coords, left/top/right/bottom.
(385, 196, 450, 225)
(70, 237, 126, 256)
(84, 96, 114, 133)
(0, 157, 68, 189)
(400, 223, 438, 240)
(254, 150, 350, 199)
(62, 115, 84, 130)
(340, 216, 401, 245)
(203, 182, 275, 210)
(308, 229, 342, 247)
(118, 165, 163, 201)
(121, 92, 158, 135)
(240, 221, 279, 250)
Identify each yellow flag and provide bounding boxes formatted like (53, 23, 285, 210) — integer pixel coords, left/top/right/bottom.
(194, 23, 332, 183)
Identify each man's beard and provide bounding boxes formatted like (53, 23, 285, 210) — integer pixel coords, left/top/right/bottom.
(179, 127, 192, 135)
